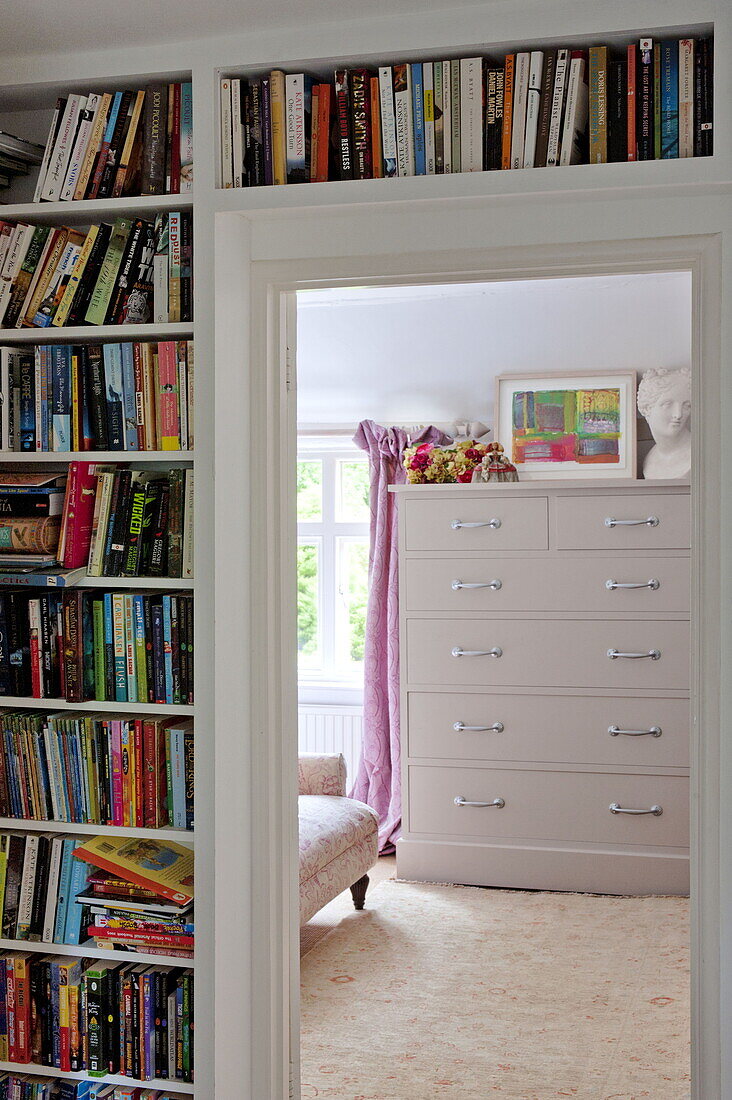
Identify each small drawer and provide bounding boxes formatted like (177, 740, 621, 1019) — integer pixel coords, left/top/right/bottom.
(406, 617, 689, 690)
(407, 765, 689, 848)
(554, 493, 690, 550)
(403, 554, 689, 614)
(402, 494, 548, 552)
(407, 692, 689, 768)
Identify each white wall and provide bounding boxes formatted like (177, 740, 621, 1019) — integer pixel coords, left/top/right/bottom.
(296, 271, 693, 431)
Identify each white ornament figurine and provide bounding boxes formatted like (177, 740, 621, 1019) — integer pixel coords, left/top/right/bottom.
(637, 367, 691, 480)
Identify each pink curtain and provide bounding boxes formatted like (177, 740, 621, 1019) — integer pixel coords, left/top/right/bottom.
(350, 420, 451, 852)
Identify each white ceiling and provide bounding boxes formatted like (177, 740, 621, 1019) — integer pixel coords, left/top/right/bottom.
(296, 272, 693, 429)
(0, 0, 482, 58)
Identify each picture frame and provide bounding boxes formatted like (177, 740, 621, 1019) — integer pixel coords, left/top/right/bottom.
(494, 369, 638, 480)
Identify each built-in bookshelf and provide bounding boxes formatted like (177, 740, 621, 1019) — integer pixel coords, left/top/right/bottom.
(0, 62, 199, 1097)
(219, 26, 714, 189)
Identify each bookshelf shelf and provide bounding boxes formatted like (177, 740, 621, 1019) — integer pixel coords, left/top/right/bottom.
(0, 697, 193, 714)
(75, 575, 195, 588)
(0, 818, 194, 842)
(214, 153, 719, 211)
(0, 323, 194, 344)
(0, 451, 193, 463)
(0, 937, 195, 968)
(0, 1062, 194, 1093)
(0, 193, 194, 225)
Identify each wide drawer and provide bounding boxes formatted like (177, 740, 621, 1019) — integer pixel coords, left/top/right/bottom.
(403, 554, 690, 614)
(406, 617, 689, 690)
(554, 493, 690, 550)
(402, 495, 548, 551)
(407, 692, 689, 768)
(408, 765, 688, 847)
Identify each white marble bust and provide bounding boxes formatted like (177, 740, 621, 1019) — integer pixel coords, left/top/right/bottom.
(637, 367, 691, 480)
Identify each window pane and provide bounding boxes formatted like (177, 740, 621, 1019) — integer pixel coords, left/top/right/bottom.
(336, 459, 370, 523)
(297, 540, 321, 668)
(297, 459, 323, 521)
(336, 537, 369, 668)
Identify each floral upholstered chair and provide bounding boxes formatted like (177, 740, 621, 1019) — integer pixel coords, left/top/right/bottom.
(298, 752, 379, 925)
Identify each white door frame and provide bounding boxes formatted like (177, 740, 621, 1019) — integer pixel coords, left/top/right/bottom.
(214, 195, 727, 1100)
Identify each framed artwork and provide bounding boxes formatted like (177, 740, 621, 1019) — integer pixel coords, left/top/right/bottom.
(495, 370, 638, 480)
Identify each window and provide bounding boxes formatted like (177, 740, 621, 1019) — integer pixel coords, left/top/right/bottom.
(297, 438, 370, 703)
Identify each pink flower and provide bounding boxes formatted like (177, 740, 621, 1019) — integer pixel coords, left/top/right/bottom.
(456, 470, 474, 483)
(464, 447, 483, 463)
(410, 451, 432, 471)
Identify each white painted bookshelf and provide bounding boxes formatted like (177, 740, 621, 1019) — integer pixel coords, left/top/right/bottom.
(0, 0, 726, 1095)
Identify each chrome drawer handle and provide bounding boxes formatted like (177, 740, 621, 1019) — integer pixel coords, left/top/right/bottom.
(452, 646, 503, 658)
(604, 515, 659, 528)
(609, 802, 663, 816)
(609, 725, 662, 738)
(454, 721, 504, 733)
(452, 579, 502, 591)
(607, 648, 660, 660)
(605, 578, 660, 591)
(451, 518, 501, 530)
(454, 796, 505, 809)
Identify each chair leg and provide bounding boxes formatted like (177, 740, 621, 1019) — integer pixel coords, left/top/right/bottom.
(350, 873, 369, 911)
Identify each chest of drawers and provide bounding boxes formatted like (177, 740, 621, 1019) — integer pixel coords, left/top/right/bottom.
(394, 481, 690, 895)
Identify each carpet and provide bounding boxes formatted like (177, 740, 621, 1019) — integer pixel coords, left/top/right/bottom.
(300, 879, 690, 1100)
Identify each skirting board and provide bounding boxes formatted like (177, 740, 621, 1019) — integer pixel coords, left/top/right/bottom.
(396, 838, 689, 896)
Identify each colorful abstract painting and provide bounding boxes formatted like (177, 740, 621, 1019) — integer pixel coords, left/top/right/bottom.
(511, 387, 621, 465)
(495, 371, 637, 480)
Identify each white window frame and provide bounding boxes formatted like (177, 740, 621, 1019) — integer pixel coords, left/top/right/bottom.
(297, 435, 369, 705)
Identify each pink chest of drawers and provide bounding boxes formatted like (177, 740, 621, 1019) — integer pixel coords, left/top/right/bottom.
(394, 480, 690, 896)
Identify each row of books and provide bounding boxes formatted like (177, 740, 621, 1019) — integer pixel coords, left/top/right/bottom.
(35, 83, 193, 203)
(86, 468, 193, 580)
(0, 213, 192, 330)
(0, 952, 193, 1081)
(0, 590, 194, 706)
(0, 479, 64, 573)
(0, 712, 194, 830)
(0, 833, 89, 944)
(221, 35, 713, 185)
(0, 1076, 188, 1099)
(0, 342, 194, 453)
(0, 132, 44, 197)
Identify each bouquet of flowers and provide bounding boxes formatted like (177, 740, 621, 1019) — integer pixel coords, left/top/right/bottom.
(403, 440, 491, 484)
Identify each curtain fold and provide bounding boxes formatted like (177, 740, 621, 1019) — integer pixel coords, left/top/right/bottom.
(350, 420, 451, 853)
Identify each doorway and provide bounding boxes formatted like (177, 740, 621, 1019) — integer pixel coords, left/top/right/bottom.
(213, 207, 722, 1099)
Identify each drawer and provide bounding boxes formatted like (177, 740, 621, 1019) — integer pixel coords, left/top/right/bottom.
(554, 493, 690, 550)
(408, 765, 688, 847)
(403, 555, 690, 614)
(407, 692, 689, 768)
(402, 495, 548, 551)
(405, 618, 689, 690)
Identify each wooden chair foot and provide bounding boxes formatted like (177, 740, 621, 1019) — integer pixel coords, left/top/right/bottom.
(350, 873, 369, 910)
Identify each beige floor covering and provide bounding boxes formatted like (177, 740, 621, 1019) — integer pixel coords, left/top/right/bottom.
(300, 878, 690, 1100)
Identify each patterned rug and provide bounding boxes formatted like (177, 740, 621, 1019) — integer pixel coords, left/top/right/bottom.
(300, 879, 690, 1099)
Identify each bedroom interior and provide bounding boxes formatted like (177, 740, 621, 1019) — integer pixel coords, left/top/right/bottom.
(294, 270, 692, 1096)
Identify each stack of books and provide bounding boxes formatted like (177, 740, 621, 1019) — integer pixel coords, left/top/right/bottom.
(35, 82, 193, 201)
(0, 1077, 189, 1099)
(0, 589, 194, 705)
(0, 131, 45, 196)
(0, 951, 194, 1080)
(221, 34, 713, 184)
(0, 341, 194, 454)
(74, 835, 194, 960)
(0, 712, 194, 830)
(0, 832, 91, 944)
(0, 212, 193, 330)
(0, 473, 67, 572)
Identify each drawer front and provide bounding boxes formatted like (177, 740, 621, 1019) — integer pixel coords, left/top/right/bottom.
(403, 495, 548, 552)
(554, 493, 690, 550)
(404, 555, 690, 614)
(408, 765, 688, 847)
(407, 692, 689, 768)
(406, 618, 689, 690)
